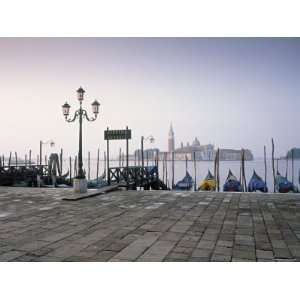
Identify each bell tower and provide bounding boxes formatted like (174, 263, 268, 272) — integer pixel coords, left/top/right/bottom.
(168, 123, 175, 153)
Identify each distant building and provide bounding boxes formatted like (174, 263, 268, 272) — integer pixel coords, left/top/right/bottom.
(287, 148, 300, 159)
(131, 124, 254, 162)
(133, 148, 159, 162)
(159, 124, 215, 160)
(172, 137, 214, 161)
(218, 149, 254, 161)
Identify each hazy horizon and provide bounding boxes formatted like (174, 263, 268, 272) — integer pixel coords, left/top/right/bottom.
(0, 37, 299, 159)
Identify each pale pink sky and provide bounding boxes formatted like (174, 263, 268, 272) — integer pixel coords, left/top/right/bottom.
(0, 38, 299, 159)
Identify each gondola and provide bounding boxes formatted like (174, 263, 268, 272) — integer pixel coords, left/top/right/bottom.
(248, 170, 268, 192)
(87, 171, 107, 188)
(275, 171, 298, 193)
(174, 171, 193, 190)
(223, 169, 242, 192)
(198, 170, 216, 191)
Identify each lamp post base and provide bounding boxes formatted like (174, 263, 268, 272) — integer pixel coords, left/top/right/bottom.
(73, 178, 88, 193)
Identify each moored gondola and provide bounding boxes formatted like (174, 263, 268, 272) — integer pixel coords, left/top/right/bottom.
(174, 171, 193, 190)
(198, 170, 216, 191)
(248, 170, 268, 192)
(223, 169, 242, 192)
(275, 171, 298, 193)
(87, 171, 107, 188)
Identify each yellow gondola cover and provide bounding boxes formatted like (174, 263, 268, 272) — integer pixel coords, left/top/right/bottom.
(198, 179, 216, 191)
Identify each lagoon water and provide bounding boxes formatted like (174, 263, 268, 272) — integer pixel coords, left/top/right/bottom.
(80, 158, 300, 191)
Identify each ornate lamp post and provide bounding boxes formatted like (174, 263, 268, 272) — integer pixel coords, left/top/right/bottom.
(62, 87, 100, 193)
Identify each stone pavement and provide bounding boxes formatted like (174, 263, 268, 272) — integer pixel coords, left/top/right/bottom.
(1, 187, 300, 262)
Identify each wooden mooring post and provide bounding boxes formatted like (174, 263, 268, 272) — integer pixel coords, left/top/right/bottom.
(88, 151, 91, 181)
(60, 148, 63, 175)
(8, 152, 12, 167)
(292, 148, 294, 184)
(15, 152, 18, 167)
(271, 138, 276, 193)
(172, 151, 175, 189)
(96, 148, 100, 180)
(193, 151, 197, 191)
(69, 156, 72, 183)
(264, 145, 267, 190)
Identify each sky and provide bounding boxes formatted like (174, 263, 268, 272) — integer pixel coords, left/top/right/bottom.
(0, 37, 299, 159)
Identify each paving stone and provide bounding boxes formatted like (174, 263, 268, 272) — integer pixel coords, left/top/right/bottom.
(232, 249, 256, 260)
(256, 250, 274, 259)
(0, 250, 28, 261)
(112, 233, 160, 260)
(191, 248, 212, 258)
(188, 257, 210, 262)
(273, 248, 292, 259)
(216, 240, 233, 248)
(211, 254, 231, 262)
(158, 232, 183, 242)
(213, 246, 232, 256)
(165, 252, 189, 261)
(93, 250, 118, 261)
(197, 240, 216, 249)
(270, 240, 287, 249)
(137, 240, 177, 261)
(46, 242, 88, 259)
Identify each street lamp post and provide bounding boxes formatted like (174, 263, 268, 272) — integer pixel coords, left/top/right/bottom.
(62, 87, 100, 193)
(40, 140, 55, 165)
(141, 135, 155, 168)
(140, 135, 155, 190)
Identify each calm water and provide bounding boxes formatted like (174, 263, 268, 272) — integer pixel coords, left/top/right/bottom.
(76, 158, 300, 191)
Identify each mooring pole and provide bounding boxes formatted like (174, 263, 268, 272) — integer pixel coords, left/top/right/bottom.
(141, 136, 144, 169)
(39, 141, 42, 165)
(15, 152, 18, 168)
(107, 127, 110, 185)
(141, 136, 144, 189)
(292, 148, 294, 184)
(119, 147, 122, 167)
(88, 151, 91, 181)
(96, 148, 100, 181)
(164, 153, 168, 188)
(271, 138, 276, 193)
(264, 145, 267, 192)
(172, 151, 175, 189)
(104, 151, 106, 179)
(193, 151, 197, 191)
(8, 152, 12, 167)
(126, 126, 129, 189)
(60, 148, 63, 175)
(69, 156, 72, 184)
(146, 151, 149, 167)
(217, 148, 220, 192)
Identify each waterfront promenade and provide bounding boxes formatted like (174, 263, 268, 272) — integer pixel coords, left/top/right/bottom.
(0, 187, 300, 262)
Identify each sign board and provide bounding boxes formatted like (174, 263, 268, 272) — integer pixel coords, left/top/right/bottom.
(104, 129, 132, 140)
